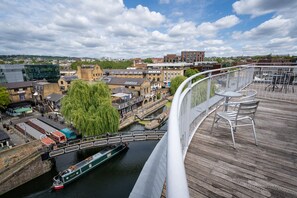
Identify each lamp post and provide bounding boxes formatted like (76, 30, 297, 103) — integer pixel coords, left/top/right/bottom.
(33, 91, 38, 106)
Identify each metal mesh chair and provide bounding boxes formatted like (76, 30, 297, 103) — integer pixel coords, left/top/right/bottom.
(211, 100, 260, 148)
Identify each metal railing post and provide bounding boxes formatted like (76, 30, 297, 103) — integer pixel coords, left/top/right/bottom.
(206, 73, 212, 115)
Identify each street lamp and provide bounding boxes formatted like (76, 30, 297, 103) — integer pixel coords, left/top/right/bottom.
(33, 91, 38, 106)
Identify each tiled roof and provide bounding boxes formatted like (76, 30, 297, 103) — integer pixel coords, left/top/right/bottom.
(111, 87, 132, 94)
(45, 93, 64, 102)
(104, 69, 145, 75)
(102, 77, 146, 86)
(0, 80, 45, 89)
(62, 75, 78, 82)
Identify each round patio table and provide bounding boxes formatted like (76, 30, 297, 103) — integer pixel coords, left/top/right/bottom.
(215, 90, 242, 111)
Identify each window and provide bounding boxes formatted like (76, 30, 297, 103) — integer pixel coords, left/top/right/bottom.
(60, 81, 64, 85)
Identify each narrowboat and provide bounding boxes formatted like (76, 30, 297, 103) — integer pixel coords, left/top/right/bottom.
(52, 143, 128, 190)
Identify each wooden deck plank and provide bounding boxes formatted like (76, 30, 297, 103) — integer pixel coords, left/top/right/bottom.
(185, 98, 297, 198)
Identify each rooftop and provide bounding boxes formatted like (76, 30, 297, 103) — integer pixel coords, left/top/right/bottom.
(45, 93, 64, 102)
(102, 77, 147, 86)
(0, 80, 45, 89)
(147, 62, 193, 67)
(62, 75, 78, 82)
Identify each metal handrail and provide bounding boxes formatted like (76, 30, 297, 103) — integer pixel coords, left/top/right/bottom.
(167, 65, 253, 197)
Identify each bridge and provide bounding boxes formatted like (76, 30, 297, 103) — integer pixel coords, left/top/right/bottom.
(48, 130, 166, 157)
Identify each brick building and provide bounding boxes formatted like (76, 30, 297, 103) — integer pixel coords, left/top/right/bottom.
(77, 64, 103, 81)
(181, 51, 205, 63)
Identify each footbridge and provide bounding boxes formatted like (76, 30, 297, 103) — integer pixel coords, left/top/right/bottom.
(48, 130, 166, 158)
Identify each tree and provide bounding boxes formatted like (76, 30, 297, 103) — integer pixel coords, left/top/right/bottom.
(71, 60, 133, 70)
(143, 58, 153, 63)
(185, 68, 199, 78)
(170, 76, 187, 95)
(61, 80, 120, 136)
(0, 86, 10, 109)
(185, 68, 204, 82)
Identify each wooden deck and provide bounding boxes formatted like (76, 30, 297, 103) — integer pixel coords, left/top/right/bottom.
(185, 99, 297, 198)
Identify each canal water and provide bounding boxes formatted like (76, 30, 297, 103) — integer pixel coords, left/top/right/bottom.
(2, 116, 167, 198)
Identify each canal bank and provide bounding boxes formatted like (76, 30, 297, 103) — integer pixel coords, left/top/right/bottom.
(1, 122, 167, 198)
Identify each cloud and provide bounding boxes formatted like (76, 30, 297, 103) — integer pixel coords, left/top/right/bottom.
(122, 5, 166, 27)
(107, 24, 148, 37)
(159, 0, 170, 4)
(232, 0, 297, 17)
(0, 0, 296, 58)
(197, 15, 240, 38)
(232, 16, 292, 40)
(266, 37, 297, 48)
(168, 21, 197, 37)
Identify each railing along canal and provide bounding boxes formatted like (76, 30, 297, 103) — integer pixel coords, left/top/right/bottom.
(49, 130, 166, 157)
(130, 64, 297, 198)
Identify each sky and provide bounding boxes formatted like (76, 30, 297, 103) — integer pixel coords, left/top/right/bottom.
(0, 0, 297, 58)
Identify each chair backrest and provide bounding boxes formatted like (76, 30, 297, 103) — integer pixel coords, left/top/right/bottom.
(239, 89, 257, 101)
(236, 100, 260, 119)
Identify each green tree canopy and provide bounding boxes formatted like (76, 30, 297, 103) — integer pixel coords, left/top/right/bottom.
(71, 60, 133, 70)
(61, 80, 119, 136)
(170, 75, 187, 95)
(185, 68, 204, 82)
(143, 58, 153, 63)
(0, 86, 10, 109)
(185, 68, 199, 78)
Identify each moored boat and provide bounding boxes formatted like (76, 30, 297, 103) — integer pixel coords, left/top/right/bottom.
(52, 143, 128, 190)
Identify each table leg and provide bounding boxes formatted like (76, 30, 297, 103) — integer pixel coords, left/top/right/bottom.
(224, 97, 229, 111)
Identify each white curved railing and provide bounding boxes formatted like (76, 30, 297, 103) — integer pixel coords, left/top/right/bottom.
(167, 65, 255, 197)
(130, 64, 297, 198)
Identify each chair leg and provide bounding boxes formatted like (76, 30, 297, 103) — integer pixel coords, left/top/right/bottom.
(230, 127, 236, 149)
(251, 119, 258, 145)
(211, 113, 217, 133)
(229, 121, 236, 148)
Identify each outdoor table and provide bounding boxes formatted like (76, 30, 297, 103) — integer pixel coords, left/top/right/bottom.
(270, 74, 283, 91)
(215, 90, 242, 111)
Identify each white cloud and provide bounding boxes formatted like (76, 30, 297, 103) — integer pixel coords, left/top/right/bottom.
(159, 0, 170, 4)
(0, 0, 296, 58)
(197, 15, 240, 38)
(122, 5, 166, 27)
(168, 21, 197, 37)
(202, 40, 224, 45)
(232, 16, 292, 40)
(232, 0, 297, 17)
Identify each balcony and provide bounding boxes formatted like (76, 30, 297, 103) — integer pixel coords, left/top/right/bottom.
(130, 64, 297, 198)
(186, 98, 297, 197)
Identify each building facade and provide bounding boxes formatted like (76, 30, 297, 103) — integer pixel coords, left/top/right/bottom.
(102, 77, 151, 97)
(77, 65, 103, 81)
(24, 64, 60, 83)
(0, 81, 36, 103)
(181, 51, 205, 63)
(164, 54, 181, 63)
(104, 69, 144, 78)
(58, 75, 78, 92)
(33, 82, 61, 101)
(163, 69, 184, 87)
(0, 64, 24, 83)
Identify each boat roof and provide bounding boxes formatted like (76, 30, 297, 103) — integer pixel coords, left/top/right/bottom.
(52, 131, 66, 138)
(41, 137, 56, 146)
